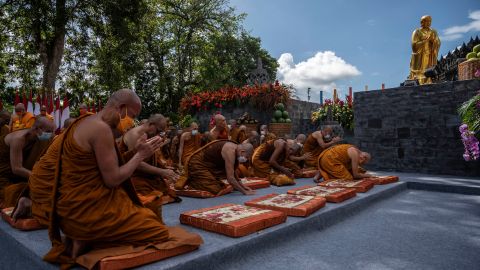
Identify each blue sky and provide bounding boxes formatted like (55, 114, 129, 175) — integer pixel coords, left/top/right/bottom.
(230, 0, 480, 102)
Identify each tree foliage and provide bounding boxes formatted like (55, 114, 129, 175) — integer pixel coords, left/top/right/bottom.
(0, 0, 278, 119)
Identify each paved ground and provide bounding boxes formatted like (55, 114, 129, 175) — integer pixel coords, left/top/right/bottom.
(211, 189, 480, 270)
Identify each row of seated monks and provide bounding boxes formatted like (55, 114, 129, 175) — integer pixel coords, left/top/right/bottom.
(0, 89, 373, 269)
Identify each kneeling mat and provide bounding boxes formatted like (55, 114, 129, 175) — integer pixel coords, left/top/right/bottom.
(318, 179, 374, 193)
(1, 207, 44, 231)
(174, 185, 233, 198)
(244, 193, 326, 217)
(180, 203, 286, 237)
(363, 176, 399, 185)
(287, 185, 357, 203)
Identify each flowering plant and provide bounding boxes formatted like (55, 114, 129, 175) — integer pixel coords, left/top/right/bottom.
(458, 92, 480, 161)
(311, 97, 354, 130)
(179, 82, 292, 115)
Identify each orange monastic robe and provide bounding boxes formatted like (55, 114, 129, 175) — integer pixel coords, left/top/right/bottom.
(175, 140, 233, 195)
(11, 112, 35, 132)
(303, 134, 325, 168)
(237, 130, 248, 144)
(229, 127, 240, 142)
(317, 144, 354, 181)
(44, 117, 174, 266)
(251, 140, 294, 186)
(180, 133, 203, 166)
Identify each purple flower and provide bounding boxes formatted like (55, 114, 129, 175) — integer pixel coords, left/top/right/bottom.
(475, 69, 480, 78)
(459, 124, 468, 133)
(463, 153, 471, 161)
(459, 123, 480, 161)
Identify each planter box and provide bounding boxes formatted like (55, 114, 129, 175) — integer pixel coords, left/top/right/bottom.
(269, 123, 292, 138)
(458, 59, 480, 80)
(243, 123, 259, 133)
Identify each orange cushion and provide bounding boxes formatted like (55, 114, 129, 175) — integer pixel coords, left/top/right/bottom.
(300, 169, 318, 178)
(318, 179, 374, 193)
(363, 176, 399, 185)
(244, 193, 326, 217)
(222, 177, 271, 190)
(287, 185, 357, 203)
(1, 207, 44, 231)
(98, 245, 198, 270)
(174, 185, 233, 198)
(180, 203, 287, 237)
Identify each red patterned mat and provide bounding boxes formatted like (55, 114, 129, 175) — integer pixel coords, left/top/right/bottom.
(362, 176, 399, 185)
(287, 185, 357, 203)
(180, 203, 287, 237)
(318, 179, 374, 193)
(1, 207, 44, 231)
(222, 177, 271, 190)
(244, 193, 326, 217)
(300, 169, 318, 178)
(173, 185, 233, 198)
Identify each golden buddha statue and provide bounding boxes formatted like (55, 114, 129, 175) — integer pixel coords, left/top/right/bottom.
(409, 15, 441, 84)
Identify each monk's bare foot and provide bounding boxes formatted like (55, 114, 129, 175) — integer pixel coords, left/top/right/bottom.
(313, 172, 322, 183)
(12, 197, 32, 222)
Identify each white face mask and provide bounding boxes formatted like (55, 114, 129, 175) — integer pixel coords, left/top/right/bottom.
(297, 143, 303, 147)
(323, 134, 331, 141)
(38, 132, 53, 141)
(227, 124, 232, 129)
(191, 130, 198, 136)
(260, 131, 266, 135)
(237, 156, 248, 163)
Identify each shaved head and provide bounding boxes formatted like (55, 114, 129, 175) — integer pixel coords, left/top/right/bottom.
(296, 134, 306, 143)
(15, 103, 25, 112)
(238, 143, 254, 155)
(34, 116, 55, 132)
(106, 88, 141, 109)
(239, 125, 247, 131)
(148, 114, 166, 127)
(190, 122, 199, 129)
(360, 151, 371, 165)
(214, 114, 226, 129)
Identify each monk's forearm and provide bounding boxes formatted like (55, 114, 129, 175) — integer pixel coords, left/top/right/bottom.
(12, 166, 31, 179)
(226, 177, 249, 195)
(136, 162, 163, 176)
(105, 154, 144, 188)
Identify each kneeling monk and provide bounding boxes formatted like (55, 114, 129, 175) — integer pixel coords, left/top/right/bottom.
(43, 89, 202, 267)
(175, 140, 255, 196)
(317, 144, 372, 181)
(303, 126, 341, 168)
(252, 138, 296, 186)
(0, 117, 54, 207)
(119, 113, 180, 206)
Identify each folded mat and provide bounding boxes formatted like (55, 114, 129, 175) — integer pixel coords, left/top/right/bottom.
(244, 193, 326, 217)
(362, 175, 399, 185)
(1, 207, 45, 231)
(76, 226, 203, 270)
(180, 203, 287, 237)
(173, 184, 233, 198)
(318, 179, 374, 193)
(287, 185, 357, 203)
(299, 168, 318, 178)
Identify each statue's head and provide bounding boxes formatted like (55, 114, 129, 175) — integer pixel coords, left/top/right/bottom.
(420, 15, 432, 28)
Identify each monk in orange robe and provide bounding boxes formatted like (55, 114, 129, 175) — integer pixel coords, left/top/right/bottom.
(209, 114, 229, 140)
(252, 138, 296, 186)
(0, 117, 54, 207)
(303, 126, 341, 168)
(283, 139, 312, 178)
(228, 119, 240, 142)
(10, 103, 35, 132)
(178, 122, 202, 169)
(175, 140, 255, 195)
(119, 114, 180, 207)
(317, 144, 372, 181)
(43, 89, 202, 268)
(39, 105, 54, 122)
(259, 124, 276, 144)
(237, 125, 248, 144)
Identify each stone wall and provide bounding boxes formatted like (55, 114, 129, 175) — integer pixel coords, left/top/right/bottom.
(354, 79, 480, 176)
(194, 99, 321, 137)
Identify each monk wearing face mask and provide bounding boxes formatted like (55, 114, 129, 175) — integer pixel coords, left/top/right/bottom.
(0, 117, 54, 207)
(302, 126, 341, 168)
(178, 122, 202, 170)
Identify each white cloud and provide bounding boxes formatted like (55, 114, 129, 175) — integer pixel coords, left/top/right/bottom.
(441, 10, 480, 41)
(277, 51, 361, 101)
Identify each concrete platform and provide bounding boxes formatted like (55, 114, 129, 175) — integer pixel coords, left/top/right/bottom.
(0, 172, 478, 269)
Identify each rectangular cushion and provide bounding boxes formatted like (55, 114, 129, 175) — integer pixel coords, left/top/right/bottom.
(1, 207, 44, 231)
(300, 169, 318, 178)
(222, 177, 271, 189)
(287, 185, 357, 203)
(363, 176, 399, 185)
(180, 203, 286, 237)
(244, 193, 326, 217)
(318, 179, 374, 193)
(173, 185, 233, 198)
